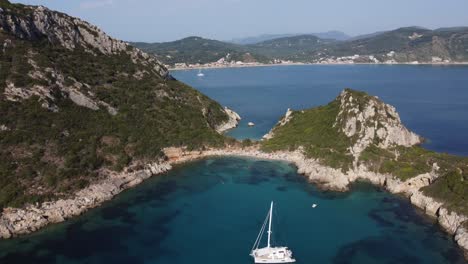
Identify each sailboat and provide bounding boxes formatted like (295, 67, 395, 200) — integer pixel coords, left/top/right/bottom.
(250, 202, 296, 263)
(197, 69, 205, 77)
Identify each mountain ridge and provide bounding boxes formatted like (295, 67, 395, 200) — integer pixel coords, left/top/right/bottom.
(135, 26, 468, 67)
(229, 30, 351, 44)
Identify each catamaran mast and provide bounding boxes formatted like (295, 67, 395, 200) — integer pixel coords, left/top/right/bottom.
(267, 201, 273, 248)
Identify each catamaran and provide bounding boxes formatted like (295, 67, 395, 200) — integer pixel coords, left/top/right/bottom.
(250, 201, 296, 263)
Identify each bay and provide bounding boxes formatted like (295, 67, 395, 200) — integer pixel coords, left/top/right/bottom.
(1, 65, 467, 264)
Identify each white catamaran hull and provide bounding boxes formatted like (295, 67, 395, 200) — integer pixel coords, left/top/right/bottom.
(252, 247, 296, 263)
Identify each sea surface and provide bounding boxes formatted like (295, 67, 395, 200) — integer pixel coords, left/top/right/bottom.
(175, 65, 468, 156)
(1, 65, 468, 264)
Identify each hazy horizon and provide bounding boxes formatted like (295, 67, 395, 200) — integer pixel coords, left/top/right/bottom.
(11, 0, 468, 43)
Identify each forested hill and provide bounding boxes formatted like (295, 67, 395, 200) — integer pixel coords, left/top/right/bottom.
(131, 36, 269, 66)
(136, 27, 468, 66)
(0, 0, 235, 209)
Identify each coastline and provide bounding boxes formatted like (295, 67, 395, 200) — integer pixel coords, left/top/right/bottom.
(1, 146, 467, 258)
(168, 61, 468, 71)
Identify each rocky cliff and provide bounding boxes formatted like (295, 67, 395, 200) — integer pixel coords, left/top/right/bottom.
(334, 89, 422, 158)
(216, 107, 241, 133)
(0, 0, 237, 211)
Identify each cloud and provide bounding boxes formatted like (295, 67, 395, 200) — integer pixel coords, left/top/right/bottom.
(80, 0, 114, 9)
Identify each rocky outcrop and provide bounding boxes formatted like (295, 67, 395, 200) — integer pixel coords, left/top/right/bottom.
(215, 107, 241, 133)
(455, 227, 468, 258)
(0, 2, 170, 113)
(335, 89, 422, 158)
(438, 208, 468, 234)
(0, 5, 127, 55)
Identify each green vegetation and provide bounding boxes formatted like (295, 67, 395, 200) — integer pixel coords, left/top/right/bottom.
(359, 145, 468, 181)
(423, 170, 468, 215)
(247, 35, 336, 61)
(132, 37, 269, 66)
(0, 1, 231, 209)
(261, 99, 353, 171)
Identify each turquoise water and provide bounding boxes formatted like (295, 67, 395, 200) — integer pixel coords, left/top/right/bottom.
(1, 65, 468, 263)
(0, 157, 465, 263)
(174, 65, 468, 156)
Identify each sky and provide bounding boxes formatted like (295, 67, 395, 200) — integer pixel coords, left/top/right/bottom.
(11, 0, 468, 43)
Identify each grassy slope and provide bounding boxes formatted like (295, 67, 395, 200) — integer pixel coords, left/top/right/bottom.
(261, 98, 353, 170)
(0, 2, 230, 209)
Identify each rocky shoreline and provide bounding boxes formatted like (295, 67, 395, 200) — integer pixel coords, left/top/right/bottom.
(0, 146, 467, 258)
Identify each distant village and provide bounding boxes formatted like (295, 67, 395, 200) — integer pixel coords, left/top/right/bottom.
(170, 56, 296, 70)
(169, 51, 454, 70)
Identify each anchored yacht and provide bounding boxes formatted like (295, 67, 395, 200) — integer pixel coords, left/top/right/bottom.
(197, 69, 205, 77)
(250, 202, 296, 263)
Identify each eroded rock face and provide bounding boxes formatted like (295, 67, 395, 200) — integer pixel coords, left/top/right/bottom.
(0, 5, 127, 54)
(438, 208, 468, 234)
(335, 89, 422, 158)
(455, 227, 468, 258)
(0, 3, 170, 113)
(215, 107, 241, 133)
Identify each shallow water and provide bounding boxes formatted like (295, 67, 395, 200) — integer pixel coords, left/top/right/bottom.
(174, 65, 468, 156)
(0, 157, 465, 263)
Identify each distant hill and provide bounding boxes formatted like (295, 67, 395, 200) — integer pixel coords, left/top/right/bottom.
(348, 30, 387, 41)
(230, 30, 350, 44)
(135, 27, 468, 66)
(310, 27, 468, 63)
(131, 37, 269, 66)
(247, 34, 336, 59)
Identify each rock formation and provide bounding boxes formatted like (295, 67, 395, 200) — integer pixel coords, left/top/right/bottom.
(334, 89, 422, 158)
(0, 2, 169, 113)
(216, 107, 241, 133)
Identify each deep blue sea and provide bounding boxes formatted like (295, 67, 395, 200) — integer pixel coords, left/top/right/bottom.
(1, 65, 468, 264)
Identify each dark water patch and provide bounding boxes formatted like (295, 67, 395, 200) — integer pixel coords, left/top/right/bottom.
(333, 236, 422, 264)
(368, 209, 396, 227)
(276, 186, 288, 192)
(441, 247, 467, 263)
(100, 201, 137, 224)
(0, 219, 138, 263)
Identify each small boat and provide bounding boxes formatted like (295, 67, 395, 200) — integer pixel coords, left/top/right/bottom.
(248, 122, 255, 127)
(197, 69, 205, 77)
(312, 204, 317, 208)
(250, 202, 296, 263)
